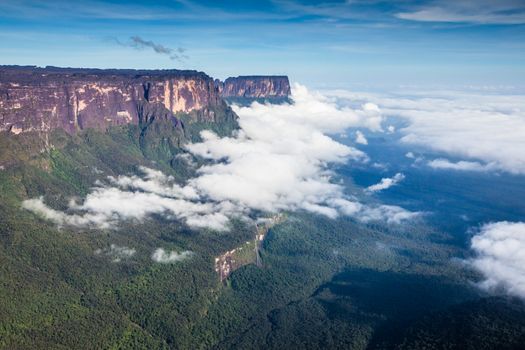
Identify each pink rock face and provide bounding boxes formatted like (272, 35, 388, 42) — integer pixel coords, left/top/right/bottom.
(219, 76, 291, 98)
(0, 66, 222, 134)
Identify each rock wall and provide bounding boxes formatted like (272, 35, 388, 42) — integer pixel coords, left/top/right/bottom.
(217, 76, 291, 99)
(0, 66, 222, 134)
(0, 67, 292, 135)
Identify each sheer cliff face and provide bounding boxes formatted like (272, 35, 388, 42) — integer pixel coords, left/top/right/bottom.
(218, 76, 291, 99)
(0, 67, 222, 134)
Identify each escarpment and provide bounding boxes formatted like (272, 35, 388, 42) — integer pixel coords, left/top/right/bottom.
(217, 75, 291, 99)
(0, 66, 292, 137)
(0, 66, 228, 135)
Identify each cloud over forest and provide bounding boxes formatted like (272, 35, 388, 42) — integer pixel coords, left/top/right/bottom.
(23, 84, 418, 230)
(469, 221, 525, 298)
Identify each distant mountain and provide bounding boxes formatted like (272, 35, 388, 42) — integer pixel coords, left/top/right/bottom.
(219, 75, 290, 98)
(216, 75, 291, 103)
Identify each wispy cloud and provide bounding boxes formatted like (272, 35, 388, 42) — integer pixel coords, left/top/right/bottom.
(271, 0, 401, 22)
(396, 0, 525, 24)
(360, 204, 420, 225)
(152, 248, 193, 263)
(115, 36, 188, 62)
(427, 158, 498, 172)
(0, 0, 296, 22)
(355, 130, 368, 145)
(95, 244, 136, 263)
(0, 0, 182, 20)
(366, 173, 405, 193)
(22, 168, 235, 231)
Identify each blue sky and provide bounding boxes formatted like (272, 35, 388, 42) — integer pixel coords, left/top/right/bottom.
(1, 0, 524, 87)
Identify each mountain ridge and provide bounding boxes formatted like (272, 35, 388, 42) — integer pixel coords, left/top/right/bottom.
(217, 75, 291, 99)
(0, 66, 291, 136)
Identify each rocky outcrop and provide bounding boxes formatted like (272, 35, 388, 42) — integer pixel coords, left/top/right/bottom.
(217, 76, 291, 99)
(0, 66, 224, 134)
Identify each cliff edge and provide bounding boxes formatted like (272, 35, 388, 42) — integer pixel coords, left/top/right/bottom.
(0, 66, 226, 135)
(0, 66, 291, 136)
(217, 76, 290, 99)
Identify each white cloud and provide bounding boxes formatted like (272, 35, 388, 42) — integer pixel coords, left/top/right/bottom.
(391, 92, 525, 174)
(22, 196, 108, 228)
(325, 88, 525, 175)
(328, 198, 363, 216)
(184, 83, 385, 216)
(469, 221, 525, 298)
(371, 162, 388, 170)
(355, 130, 368, 145)
(405, 152, 415, 159)
(360, 204, 420, 225)
(366, 173, 405, 192)
(152, 248, 193, 263)
(22, 173, 236, 231)
(108, 166, 199, 199)
(22, 84, 418, 230)
(427, 158, 497, 172)
(95, 244, 136, 263)
(231, 84, 383, 134)
(175, 153, 197, 167)
(328, 198, 420, 225)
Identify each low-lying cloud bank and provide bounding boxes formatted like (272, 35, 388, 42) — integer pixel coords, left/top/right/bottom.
(469, 221, 525, 298)
(22, 169, 235, 231)
(23, 84, 418, 230)
(366, 173, 405, 192)
(326, 88, 525, 175)
(396, 90, 525, 174)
